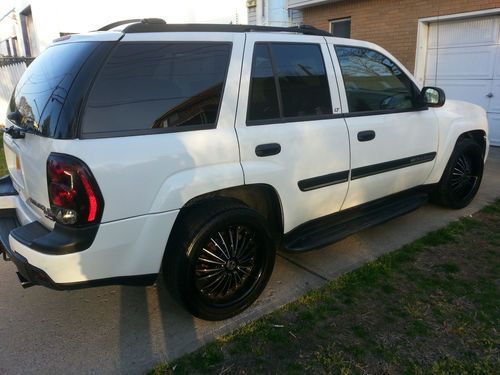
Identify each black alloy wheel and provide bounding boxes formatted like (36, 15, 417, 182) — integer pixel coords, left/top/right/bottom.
(431, 138, 484, 209)
(448, 152, 481, 203)
(164, 200, 276, 321)
(194, 225, 263, 305)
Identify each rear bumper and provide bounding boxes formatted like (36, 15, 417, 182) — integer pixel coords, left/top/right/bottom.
(0, 176, 179, 289)
(0, 210, 157, 290)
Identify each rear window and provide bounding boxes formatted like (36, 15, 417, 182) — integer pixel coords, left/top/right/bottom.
(81, 42, 232, 137)
(8, 42, 100, 138)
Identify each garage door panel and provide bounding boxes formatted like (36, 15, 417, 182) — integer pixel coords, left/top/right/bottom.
(424, 14, 499, 146)
(495, 48, 500, 79)
(428, 16, 499, 49)
(425, 80, 491, 109)
(490, 80, 500, 113)
(425, 46, 496, 81)
(488, 113, 500, 147)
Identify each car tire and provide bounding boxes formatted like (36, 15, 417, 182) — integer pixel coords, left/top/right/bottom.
(164, 199, 276, 321)
(431, 138, 484, 209)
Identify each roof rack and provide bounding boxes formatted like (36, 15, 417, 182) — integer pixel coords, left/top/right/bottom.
(97, 18, 166, 31)
(96, 18, 146, 31)
(116, 19, 332, 36)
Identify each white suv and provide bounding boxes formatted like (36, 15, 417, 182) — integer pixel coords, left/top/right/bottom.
(0, 19, 489, 320)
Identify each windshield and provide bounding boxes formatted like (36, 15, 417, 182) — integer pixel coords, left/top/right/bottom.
(8, 42, 100, 137)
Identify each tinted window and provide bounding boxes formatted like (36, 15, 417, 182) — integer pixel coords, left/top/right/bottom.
(330, 19, 351, 38)
(248, 43, 332, 122)
(273, 44, 332, 118)
(9, 42, 99, 137)
(82, 42, 231, 136)
(248, 44, 280, 121)
(335, 46, 421, 113)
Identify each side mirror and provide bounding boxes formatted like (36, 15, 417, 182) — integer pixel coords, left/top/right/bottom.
(421, 86, 446, 108)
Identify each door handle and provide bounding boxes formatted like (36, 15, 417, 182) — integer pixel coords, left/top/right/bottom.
(486, 92, 493, 98)
(357, 130, 376, 142)
(255, 143, 281, 157)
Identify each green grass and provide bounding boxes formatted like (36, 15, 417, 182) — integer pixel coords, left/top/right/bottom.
(0, 143, 7, 176)
(150, 199, 500, 374)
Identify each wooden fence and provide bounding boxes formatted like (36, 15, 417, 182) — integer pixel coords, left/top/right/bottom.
(0, 61, 27, 125)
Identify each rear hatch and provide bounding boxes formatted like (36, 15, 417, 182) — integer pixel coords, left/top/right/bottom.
(4, 38, 115, 227)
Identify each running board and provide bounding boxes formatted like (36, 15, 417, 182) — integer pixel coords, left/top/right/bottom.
(283, 189, 429, 253)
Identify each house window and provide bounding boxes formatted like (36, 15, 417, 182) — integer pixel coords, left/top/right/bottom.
(330, 18, 351, 38)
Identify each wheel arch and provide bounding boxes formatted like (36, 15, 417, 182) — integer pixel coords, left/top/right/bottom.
(426, 127, 488, 185)
(162, 183, 284, 266)
(182, 184, 285, 237)
(456, 130, 487, 158)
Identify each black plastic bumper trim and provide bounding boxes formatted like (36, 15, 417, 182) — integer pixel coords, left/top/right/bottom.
(5, 246, 157, 290)
(10, 221, 99, 255)
(0, 175, 18, 196)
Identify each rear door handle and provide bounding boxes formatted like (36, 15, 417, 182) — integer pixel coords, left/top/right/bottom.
(255, 143, 281, 157)
(357, 130, 376, 142)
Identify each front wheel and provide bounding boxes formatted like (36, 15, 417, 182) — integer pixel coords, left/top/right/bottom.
(164, 200, 276, 321)
(431, 138, 484, 209)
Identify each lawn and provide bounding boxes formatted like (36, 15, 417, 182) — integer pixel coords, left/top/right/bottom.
(152, 200, 500, 374)
(0, 143, 7, 176)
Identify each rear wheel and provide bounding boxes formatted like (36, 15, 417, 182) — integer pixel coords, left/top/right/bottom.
(164, 200, 276, 320)
(431, 138, 484, 209)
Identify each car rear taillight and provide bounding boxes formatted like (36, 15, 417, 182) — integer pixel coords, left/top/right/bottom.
(47, 154, 104, 226)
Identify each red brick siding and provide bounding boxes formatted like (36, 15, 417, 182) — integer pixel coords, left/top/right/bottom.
(304, 0, 500, 71)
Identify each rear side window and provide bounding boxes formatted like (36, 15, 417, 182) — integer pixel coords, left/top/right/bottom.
(247, 44, 280, 121)
(82, 42, 231, 137)
(335, 46, 421, 113)
(248, 43, 333, 123)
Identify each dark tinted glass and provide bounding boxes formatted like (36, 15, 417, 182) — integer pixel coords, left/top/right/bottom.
(82, 42, 231, 135)
(335, 46, 421, 113)
(248, 44, 280, 121)
(331, 19, 351, 38)
(9, 42, 99, 137)
(272, 44, 332, 118)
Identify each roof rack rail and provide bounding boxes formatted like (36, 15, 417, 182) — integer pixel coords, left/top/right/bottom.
(247, 24, 332, 37)
(120, 21, 332, 36)
(97, 19, 141, 31)
(97, 18, 166, 32)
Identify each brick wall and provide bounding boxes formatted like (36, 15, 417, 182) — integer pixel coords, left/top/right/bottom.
(303, 0, 499, 72)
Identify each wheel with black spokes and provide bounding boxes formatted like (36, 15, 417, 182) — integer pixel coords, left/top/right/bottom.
(164, 200, 275, 321)
(431, 138, 484, 209)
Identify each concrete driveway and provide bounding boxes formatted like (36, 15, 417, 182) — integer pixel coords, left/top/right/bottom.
(1, 147, 499, 375)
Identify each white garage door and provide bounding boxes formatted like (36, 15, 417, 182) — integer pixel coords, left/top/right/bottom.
(424, 15, 500, 146)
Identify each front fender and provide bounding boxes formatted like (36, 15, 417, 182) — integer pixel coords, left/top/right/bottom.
(425, 100, 488, 184)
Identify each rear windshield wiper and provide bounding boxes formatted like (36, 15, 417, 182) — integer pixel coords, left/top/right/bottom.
(1, 125, 27, 139)
(3, 111, 39, 139)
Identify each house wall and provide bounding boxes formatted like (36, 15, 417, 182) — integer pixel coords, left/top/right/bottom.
(303, 0, 500, 71)
(15, 0, 60, 56)
(248, 0, 303, 26)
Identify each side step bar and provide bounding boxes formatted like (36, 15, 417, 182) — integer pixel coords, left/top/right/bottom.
(284, 189, 429, 252)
